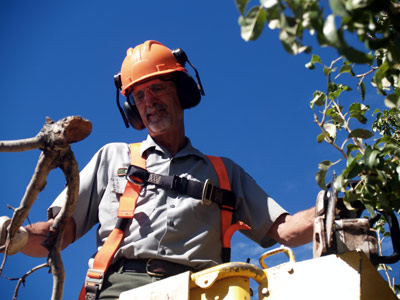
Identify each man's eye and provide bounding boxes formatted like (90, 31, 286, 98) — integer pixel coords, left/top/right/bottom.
(134, 92, 144, 102)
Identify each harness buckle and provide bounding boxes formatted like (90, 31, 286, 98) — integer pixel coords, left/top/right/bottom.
(202, 179, 215, 206)
(85, 269, 104, 291)
(126, 165, 149, 186)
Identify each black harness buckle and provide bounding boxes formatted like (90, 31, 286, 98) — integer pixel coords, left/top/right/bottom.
(126, 165, 149, 186)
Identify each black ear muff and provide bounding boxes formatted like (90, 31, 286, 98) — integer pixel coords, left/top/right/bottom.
(123, 100, 145, 130)
(115, 72, 145, 130)
(172, 48, 205, 109)
(176, 72, 201, 109)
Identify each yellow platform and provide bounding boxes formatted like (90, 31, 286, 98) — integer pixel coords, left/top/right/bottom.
(119, 248, 398, 300)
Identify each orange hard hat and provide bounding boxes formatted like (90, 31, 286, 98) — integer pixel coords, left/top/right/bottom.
(120, 40, 186, 96)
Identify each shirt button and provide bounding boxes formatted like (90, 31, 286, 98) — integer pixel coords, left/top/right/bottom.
(168, 220, 174, 227)
(170, 204, 175, 208)
(160, 248, 166, 255)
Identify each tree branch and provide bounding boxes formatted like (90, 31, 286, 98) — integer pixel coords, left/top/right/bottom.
(0, 116, 91, 300)
(11, 263, 50, 300)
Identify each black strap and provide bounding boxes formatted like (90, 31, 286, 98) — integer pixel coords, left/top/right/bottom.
(126, 165, 235, 209)
(85, 285, 99, 300)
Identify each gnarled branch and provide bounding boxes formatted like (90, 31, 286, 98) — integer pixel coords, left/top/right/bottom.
(0, 116, 91, 300)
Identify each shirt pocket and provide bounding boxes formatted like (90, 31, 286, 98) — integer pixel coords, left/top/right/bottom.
(98, 176, 128, 233)
(109, 176, 128, 218)
(111, 176, 127, 194)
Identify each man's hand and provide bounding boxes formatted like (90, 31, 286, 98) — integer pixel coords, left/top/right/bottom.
(0, 216, 29, 255)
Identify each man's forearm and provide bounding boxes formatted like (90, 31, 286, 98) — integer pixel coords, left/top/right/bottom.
(267, 207, 315, 248)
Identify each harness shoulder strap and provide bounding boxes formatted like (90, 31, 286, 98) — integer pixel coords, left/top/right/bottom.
(80, 143, 144, 300)
(206, 155, 251, 263)
(118, 143, 145, 218)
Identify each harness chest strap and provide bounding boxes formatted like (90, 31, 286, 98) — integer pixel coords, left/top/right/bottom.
(80, 143, 144, 300)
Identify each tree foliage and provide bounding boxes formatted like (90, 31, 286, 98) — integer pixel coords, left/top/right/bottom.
(235, 0, 400, 214)
(235, 0, 400, 291)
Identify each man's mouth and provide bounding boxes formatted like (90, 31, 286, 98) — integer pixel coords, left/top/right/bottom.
(146, 106, 167, 122)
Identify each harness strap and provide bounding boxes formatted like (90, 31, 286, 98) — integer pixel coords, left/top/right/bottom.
(125, 165, 235, 208)
(206, 155, 251, 263)
(80, 143, 145, 300)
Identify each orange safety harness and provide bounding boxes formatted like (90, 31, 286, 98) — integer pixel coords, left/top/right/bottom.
(80, 143, 250, 300)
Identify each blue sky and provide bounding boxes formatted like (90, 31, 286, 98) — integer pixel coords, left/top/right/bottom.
(0, 1, 398, 299)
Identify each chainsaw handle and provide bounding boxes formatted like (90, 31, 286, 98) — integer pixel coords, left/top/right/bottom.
(370, 212, 400, 265)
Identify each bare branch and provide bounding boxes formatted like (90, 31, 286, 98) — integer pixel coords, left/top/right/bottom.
(0, 116, 91, 153)
(314, 113, 348, 159)
(0, 116, 91, 300)
(11, 263, 50, 300)
(355, 66, 378, 79)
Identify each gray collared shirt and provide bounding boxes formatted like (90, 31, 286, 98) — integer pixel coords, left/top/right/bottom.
(49, 135, 286, 270)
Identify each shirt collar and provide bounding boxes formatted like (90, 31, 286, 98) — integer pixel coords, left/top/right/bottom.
(140, 134, 207, 161)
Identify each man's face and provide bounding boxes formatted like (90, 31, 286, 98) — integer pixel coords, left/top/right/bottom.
(131, 76, 183, 136)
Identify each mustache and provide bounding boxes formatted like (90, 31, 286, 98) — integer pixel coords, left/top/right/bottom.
(145, 103, 167, 115)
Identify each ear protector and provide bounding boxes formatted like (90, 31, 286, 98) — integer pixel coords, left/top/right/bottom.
(114, 47, 205, 130)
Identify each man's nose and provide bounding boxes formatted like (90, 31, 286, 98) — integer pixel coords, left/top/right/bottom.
(142, 89, 157, 105)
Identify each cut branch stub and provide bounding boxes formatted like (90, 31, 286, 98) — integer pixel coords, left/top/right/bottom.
(40, 116, 92, 149)
(0, 116, 92, 153)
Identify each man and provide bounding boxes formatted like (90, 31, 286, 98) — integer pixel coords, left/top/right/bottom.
(1, 40, 315, 299)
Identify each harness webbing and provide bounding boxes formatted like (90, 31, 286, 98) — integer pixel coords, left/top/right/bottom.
(206, 155, 251, 263)
(79, 143, 144, 300)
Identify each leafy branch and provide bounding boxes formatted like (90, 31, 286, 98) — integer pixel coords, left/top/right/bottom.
(235, 0, 400, 291)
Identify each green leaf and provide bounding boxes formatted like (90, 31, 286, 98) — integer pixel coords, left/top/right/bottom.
(349, 103, 369, 124)
(343, 191, 360, 210)
(316, 160, 333, 189)
(327, 106, 345, 124)
(364, 147, 380, 168)
(384, 88, 400, 109)
(348, 129, 374, 139)
(323, 14, 341, 47)
(305, 54, 322, 70)
(240, 6, 267, 41)
(310, 90, 326, 108)
(317, 133, 326, 143)
(329, 0, 350, 18)
(359, 81, 366, 100)
(235, 0, 250, 15)
(339, 64, 354, 76)
(339, 46, 374, 64)
(311, 54, 322, 64)
(397, 166, 400, 181)
(373, 61, 390, 92)
(346, 143, 360, 155)
(324, 123, 337, 140)
(305, 62, 315, 70)
(323, 66, 332, 76)
(382, 144, 400, 157)
(261, 0, 279, 9)
(343, 153, 363, 179)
